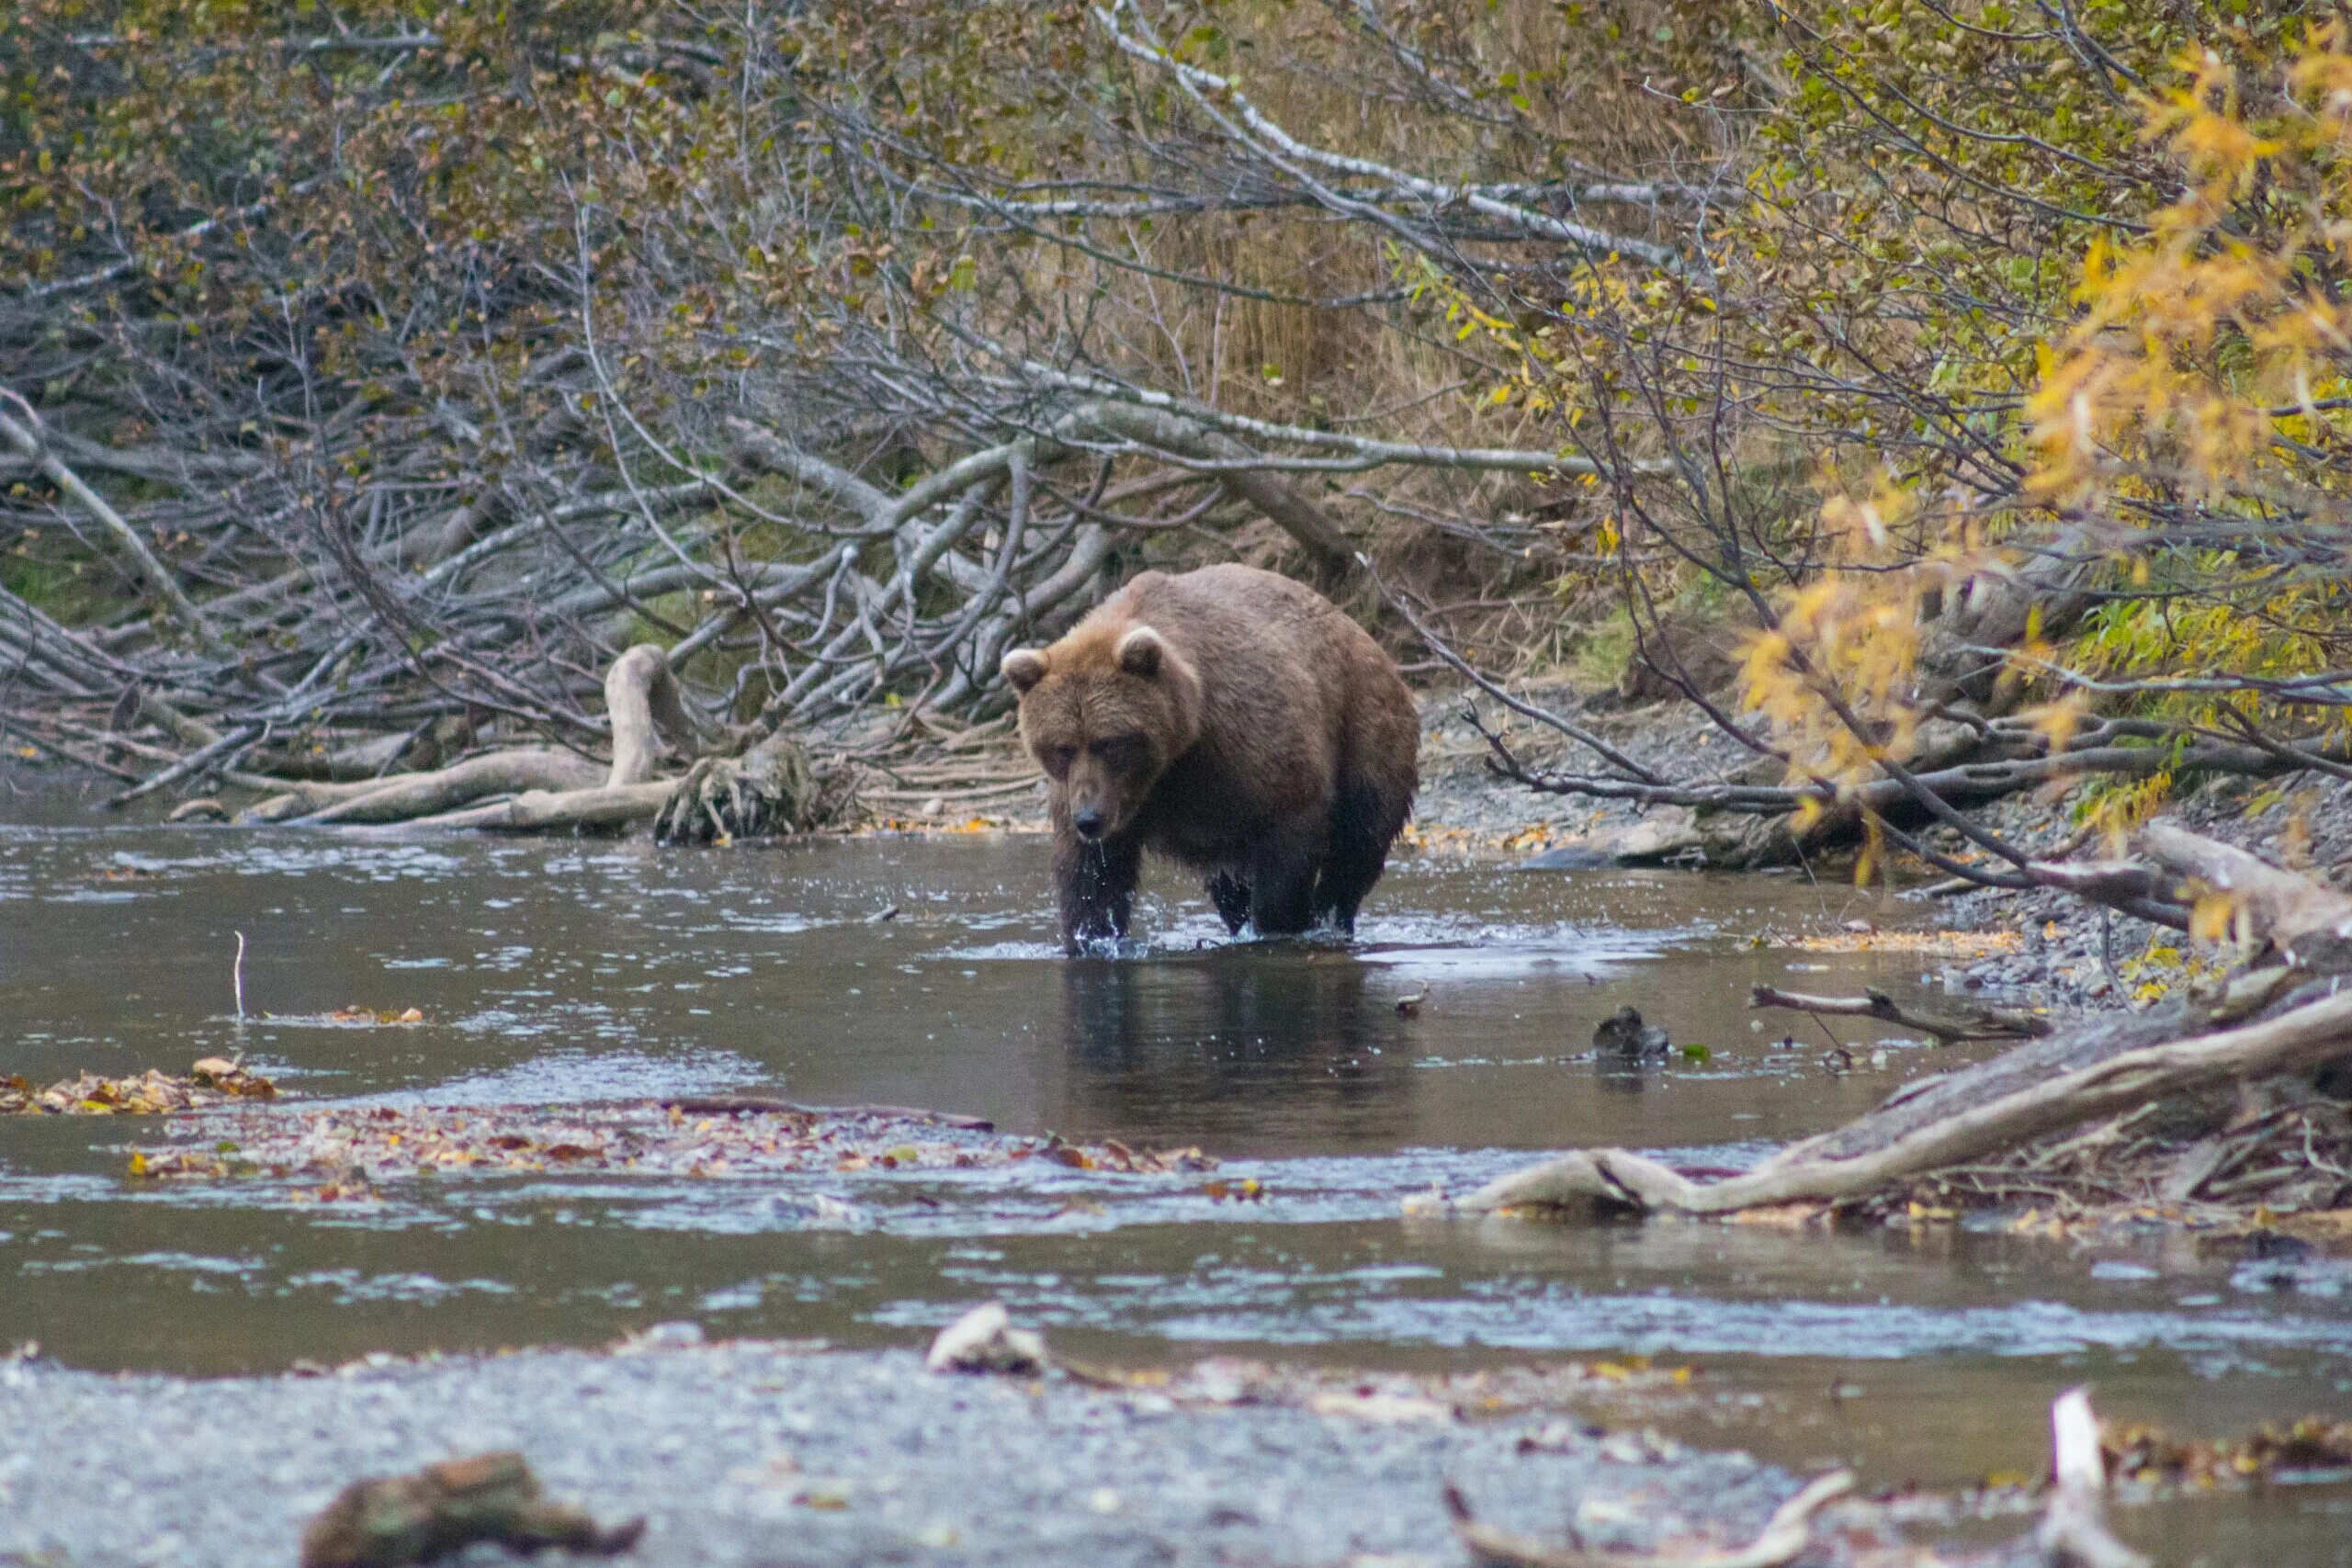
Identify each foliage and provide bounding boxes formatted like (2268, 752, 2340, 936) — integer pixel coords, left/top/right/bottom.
(5, 1, 2348, 883)
(1, 0, 1717, 766)
(1441, 8, 2352, 881)
(2025, 28, 2352, 755)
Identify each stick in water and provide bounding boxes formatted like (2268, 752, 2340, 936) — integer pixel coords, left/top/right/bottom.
(232, 931, 247, 1021)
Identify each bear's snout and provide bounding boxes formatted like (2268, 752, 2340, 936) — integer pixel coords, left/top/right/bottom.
(1071, 805, 1107, 840)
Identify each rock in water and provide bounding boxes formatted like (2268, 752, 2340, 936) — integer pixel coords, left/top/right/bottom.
(1517, 843, 1613, 871)
(1592, 1006, 1670, 1058)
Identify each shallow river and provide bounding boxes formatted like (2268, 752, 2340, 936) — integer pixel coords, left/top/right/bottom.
(4, 818, 2349, 1559)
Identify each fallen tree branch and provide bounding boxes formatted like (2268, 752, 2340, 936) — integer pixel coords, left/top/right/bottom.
(1443, 1471, 1853, 1568)
(1439, 979, 2352, 1217)
(1076, 402, 1355, 571)
(1748, 986, 2051, 1044)
(230, 645, 841, 837)
(399, 779, 681, 833)
(1418, 821, 2352, 1219)
(278, 750, 606, 825)
(1486, 726, 2352, 820)
(1095, 3, 1691, 277)
(601, 642, 698, 787)
(0, 392, 213, 641)
(2140, 819, 2352, 968)
(107, 721, 265, 808)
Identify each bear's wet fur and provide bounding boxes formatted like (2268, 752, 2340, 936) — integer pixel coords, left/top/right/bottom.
(1001, 564, 1419, 952)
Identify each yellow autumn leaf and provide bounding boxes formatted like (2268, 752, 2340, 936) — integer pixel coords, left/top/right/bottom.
(2188, 890, 2239, 945)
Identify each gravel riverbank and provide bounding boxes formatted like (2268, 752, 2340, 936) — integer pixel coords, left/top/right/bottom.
(1929, 774, 2352, 1006)
(0, 1338, 1914, 1568)
(1411, 682, 2352, 1017)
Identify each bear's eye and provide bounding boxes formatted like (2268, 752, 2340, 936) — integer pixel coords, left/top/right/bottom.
(1046, 744, 1077, 774)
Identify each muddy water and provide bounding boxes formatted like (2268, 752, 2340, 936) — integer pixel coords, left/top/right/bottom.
(5, 821, 2351, 1556)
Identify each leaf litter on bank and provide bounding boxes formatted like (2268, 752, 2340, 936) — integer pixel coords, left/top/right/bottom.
(2, 1057, 276, 1114)
(2104, 1416, 2352, 1489)
(124, 1100, 1216, 1187)
(1857, 1409, 2352, 1542)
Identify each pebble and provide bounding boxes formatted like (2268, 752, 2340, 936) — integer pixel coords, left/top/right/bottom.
(0, 1346, 1819, 1568)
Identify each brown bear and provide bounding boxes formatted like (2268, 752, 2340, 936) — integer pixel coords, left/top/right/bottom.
(1001, 563, 1419, 952)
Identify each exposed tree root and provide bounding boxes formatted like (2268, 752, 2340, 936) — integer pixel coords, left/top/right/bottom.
(1421, 820, 2352, 1221)
(653, 726, 841, 844)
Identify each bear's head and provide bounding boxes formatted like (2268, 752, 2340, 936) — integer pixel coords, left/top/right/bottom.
(1001, 623, 1203, 842)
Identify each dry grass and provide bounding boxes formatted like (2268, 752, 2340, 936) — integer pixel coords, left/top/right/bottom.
(978, 0, 1707, 614)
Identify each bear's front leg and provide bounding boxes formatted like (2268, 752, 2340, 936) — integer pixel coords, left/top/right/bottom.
(1205, 872, 1253, 935)
(1054, 829, 1143, 953)
(1247, 824, 1323, 937)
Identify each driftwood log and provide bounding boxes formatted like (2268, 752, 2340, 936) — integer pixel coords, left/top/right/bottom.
(1444, 1471, 1853, 1568)
(2039, 1389, 2149, 1568)
(1426, 819, 2352, 1218)
(236, 645, 841, 837)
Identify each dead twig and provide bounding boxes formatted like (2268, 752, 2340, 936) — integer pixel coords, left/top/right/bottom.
(1748, 985, 2051, 1044)
(0, 391, 214, 642)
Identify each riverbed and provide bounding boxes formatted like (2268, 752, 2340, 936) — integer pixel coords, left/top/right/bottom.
(4, 819, 2349, 1562)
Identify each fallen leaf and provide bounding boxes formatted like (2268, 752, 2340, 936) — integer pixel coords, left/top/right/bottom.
(6, 1062, 277, 1116)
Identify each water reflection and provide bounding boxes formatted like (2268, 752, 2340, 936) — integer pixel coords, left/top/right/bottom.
(1591, 1055, 1665, 1098)
(1056, 950, 1414, 1145)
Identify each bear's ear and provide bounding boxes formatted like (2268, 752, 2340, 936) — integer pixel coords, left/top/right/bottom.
(1001, 648, 1049, 694)
(1116, 626, 1168, 680)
